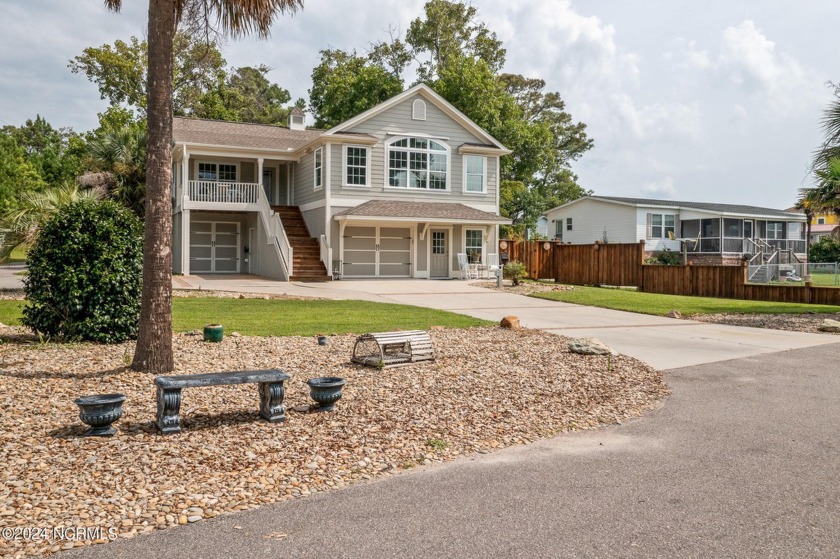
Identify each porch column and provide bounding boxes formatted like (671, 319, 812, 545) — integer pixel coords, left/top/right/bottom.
(182, 209, 190, 275)
(181, 147, 189, 202)
(257, 157, 264, 203)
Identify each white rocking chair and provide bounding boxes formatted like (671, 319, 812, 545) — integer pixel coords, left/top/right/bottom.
(457, 253, 474, 280)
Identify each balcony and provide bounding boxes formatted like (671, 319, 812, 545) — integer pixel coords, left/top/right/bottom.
(187, 181, 261, 205)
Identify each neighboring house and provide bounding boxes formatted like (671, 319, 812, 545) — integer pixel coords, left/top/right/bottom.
(171, 84, 511, 281)
(807, 211, 839, 243)
(543, 195, 808, 265)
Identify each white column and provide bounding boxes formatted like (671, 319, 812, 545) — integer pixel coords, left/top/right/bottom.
(182, 209, 191, 276)
(182, 147, 189, 202)
(257, 157, 264, 203)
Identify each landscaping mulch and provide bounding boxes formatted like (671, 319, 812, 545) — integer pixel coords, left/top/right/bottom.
(0, 326, 666, 558)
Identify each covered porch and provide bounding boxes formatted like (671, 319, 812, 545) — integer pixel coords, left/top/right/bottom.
(679, 216, 807, 256)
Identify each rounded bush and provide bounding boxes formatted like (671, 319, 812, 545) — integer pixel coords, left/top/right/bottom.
(22, 199, 143, 343)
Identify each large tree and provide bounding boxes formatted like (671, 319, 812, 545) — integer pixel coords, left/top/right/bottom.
(103, 0, 302, 373)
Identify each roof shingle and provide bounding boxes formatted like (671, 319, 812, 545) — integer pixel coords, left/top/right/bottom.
(173, 117, 323, 152)
(335, 200, 511, 223)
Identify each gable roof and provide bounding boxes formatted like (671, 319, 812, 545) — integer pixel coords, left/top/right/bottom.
(334, 200, 511, 224)
(173, 117, 323, 152)
(325, 83, 510, 153)
(547, 195, 805, 219)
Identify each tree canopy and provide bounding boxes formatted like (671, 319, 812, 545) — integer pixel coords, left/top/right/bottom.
(307, 0, 592, 234)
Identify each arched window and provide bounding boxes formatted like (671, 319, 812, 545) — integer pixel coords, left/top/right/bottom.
(412, 99, 427, 120)
(387, 137, 448, 190)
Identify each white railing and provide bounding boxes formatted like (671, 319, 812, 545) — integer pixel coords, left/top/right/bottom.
(256, 187, 293, 278)
(188, 180, 260, 204)
(319, 234, 333, 278)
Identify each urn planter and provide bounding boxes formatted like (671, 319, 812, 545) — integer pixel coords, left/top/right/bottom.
(306, 377, 346, 412)
(74, 393, 126, 437)
(317, 335, 329, 346)
(204, 324, 224, 342)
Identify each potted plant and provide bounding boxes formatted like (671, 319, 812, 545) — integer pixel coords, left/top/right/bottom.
(306, 377, 346, 411)
(204, 324, 224, 342)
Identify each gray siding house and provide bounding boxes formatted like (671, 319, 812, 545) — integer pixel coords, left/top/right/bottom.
(171, 84, 511, 281)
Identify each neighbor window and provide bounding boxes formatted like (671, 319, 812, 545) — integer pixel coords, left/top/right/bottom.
(766, 222, 784, 240)
(464, 155, 486, 193)
(387, 137, 448, 190)
(566, 217, 573, 231)
(465, 229, 483, 263)
(818, 217, 826, 225)
(344, 145, 369, 186)
(198, 162, 237, 182)
(314, 147, 323, 190)
(554, 220, 563, 241)
(647, 213, 676, 238)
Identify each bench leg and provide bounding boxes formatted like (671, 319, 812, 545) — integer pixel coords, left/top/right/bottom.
(259, 381, 286, 422)
(156, 387, 182, 434)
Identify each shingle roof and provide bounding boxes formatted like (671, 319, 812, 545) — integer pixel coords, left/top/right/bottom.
(592, 196, 804, 218)
(811, 224, 839, 233)
(334, 200, 511, 223)
(173, 117, 324, 152)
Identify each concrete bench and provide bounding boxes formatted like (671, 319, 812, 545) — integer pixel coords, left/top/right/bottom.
(154, 369, 291, 434)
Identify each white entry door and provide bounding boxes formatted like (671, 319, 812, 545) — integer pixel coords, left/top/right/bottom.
(430, 229, 449, 278)
(190, 221, 240, 273)
(343, 226, 411, 278)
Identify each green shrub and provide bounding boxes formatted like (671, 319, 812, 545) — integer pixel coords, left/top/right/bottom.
(644, 249, 683, 266)
(504, 260, 527, 286)
(809, 236, 840, 263)
(22, 199, 143, 342)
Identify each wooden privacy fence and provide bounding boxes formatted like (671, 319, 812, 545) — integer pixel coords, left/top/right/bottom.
(499, 239, 840, 306)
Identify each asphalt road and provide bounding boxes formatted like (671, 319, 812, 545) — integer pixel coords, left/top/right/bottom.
(64, 342, 840, 559)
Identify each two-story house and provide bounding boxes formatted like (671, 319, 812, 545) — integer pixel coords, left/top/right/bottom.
(171, 84, 511, 281)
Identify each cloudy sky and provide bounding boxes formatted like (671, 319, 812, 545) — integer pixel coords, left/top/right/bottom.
(2, 0, 838, 209)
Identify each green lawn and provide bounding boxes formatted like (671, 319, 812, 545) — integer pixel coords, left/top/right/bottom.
(530, 285, 840, 316)
(762, 272, 838, 287)
(0, 297, 491, 336)
(8, 246, 27, 263)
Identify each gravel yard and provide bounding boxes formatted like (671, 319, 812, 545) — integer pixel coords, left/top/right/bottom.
(688, 312, 840, 334)
(0, 325, 666, 558)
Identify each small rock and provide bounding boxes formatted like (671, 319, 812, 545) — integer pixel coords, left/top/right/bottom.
(292, 405, 310, 413)
(230, 332, 241, 338)
(665, 309, 682, 319)
(567, 338, 617, 356)
(187, 515, 202, 523)
(430, 325, 445, 330)
(500, 316, 520, 329)
(238, 294, 246, 299)
(178, 515, 188, 525)
(818, 318, 840, 332)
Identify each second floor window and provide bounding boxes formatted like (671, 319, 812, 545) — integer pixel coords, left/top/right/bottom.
(314, 147, 323, 190)
(344, 146, 369, 186)
(198, 162, 236, 182)
(464, 155, 485, 193)
(388, 137, 448, 190)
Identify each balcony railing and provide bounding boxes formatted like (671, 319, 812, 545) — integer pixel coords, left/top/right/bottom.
(688, 237, 807, 254)
(188, 180, 260, 204)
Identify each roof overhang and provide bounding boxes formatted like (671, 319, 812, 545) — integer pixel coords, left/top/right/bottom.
(175, 141, 301, 160)
(334, 214, 512, 225)
(458, 145, 512, 156)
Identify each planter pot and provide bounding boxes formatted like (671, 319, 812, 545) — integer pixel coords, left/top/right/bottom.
(204, 324, 224, 343)
(306, 377, 346, 412)
(317, 335, 329, 346)
(74, 393, 126, 437)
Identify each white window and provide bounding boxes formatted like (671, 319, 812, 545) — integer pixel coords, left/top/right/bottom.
(387, 137, 448, 190)
(198, 162, 237, 183)
(767, 222, 784, 240)
(647, 213, 676, 239)
(412, 99, 426, 120)
(314, 147, 323, 190)
(343, 145, 370, 187)
(464, 155, 486, 193)
(465, 229, 483, 263)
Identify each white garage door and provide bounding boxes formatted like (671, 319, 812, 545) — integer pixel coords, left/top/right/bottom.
(190, 221, 240, 273)
(343, 226, 411, 278)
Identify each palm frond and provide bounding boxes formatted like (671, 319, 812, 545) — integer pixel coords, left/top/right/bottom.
(196, 0, 302, 38)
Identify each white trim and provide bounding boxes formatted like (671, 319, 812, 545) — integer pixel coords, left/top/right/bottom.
(313, 147, 323, 191)
(196, 160, 239, 183)
(325, 84, 507, 150)
(177, 143, 299, 160)
(412, 98, 427, 121)
(341, 144, 372, 188)
(335, 214, 510, 225)
(384, 136, 451, 192)
(427, 226, 453, 279)
(463, 155, 487, 195)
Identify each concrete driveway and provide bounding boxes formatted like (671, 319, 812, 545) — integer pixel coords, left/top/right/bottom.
(65, 342, 840, 559)
(174, 275, 838, 369)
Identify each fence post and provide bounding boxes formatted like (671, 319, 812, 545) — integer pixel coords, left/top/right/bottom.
(637, 240, 646, 291)
(737, 260, 747, 299)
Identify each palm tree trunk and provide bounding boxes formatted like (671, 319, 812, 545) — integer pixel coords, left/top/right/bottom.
(132, 0, 176, 373)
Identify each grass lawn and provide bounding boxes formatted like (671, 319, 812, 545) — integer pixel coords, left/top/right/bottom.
(530, 285, 840, 316)
(8, 246, 27, 263)
(761, 272, 839, 288)
(0, 297, 491, 336)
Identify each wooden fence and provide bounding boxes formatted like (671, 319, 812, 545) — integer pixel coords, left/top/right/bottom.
(499, 239, 840, 306)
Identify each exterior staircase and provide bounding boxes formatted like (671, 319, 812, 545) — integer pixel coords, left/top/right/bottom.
(270, 205, 330, 282)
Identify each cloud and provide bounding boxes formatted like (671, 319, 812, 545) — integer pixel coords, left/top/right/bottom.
(642, 176, 677, 198)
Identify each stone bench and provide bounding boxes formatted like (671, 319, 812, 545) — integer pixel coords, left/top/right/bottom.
(154, 369, 291, 434)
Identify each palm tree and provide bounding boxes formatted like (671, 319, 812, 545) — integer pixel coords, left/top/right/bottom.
(0, 183, 101, 262)
(103, 0, 303, 373)
(814, 85, 840, 172)
(86, 125, 147, 216)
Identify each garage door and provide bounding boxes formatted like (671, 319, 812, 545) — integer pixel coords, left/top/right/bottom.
(343, 226, 411, 278)
(190, 221, 240, 273)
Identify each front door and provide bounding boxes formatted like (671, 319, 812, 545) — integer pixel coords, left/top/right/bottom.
(190, 221, 240, 273)
(430, 229, 449, 278)
(262, 168, 274, 204)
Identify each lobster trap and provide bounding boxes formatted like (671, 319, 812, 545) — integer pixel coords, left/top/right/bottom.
(351, 330, 435, 369)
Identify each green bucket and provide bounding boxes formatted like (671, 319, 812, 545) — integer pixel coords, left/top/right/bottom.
(203, 324, 224, 342)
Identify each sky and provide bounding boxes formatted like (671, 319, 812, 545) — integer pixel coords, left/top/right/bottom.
(1, 0, 838, 209)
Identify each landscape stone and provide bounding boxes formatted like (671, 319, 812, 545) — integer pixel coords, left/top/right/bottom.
(500, 316, 520, 329)
(567, 337, 617, 356)
(665, 309, 682, 319)
(818, 318, 840, 333)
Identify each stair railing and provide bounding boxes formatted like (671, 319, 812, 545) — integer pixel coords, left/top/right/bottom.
(256, 188, 293, 278)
